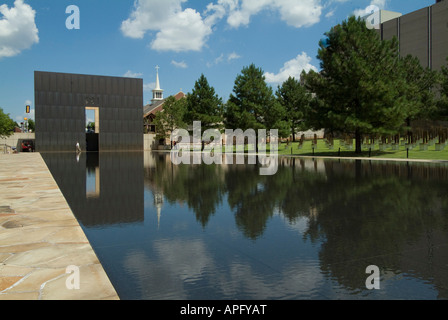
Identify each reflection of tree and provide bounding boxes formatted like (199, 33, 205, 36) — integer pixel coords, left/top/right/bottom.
(279, 158, 328, 225)
(303, 161, 448, 294)
(225, 160, 327, 240)
(145, 155, 226, 227)
(146, 154, 448, 296)
(185, 165, 226, 227)
(225, 165, 271, 240)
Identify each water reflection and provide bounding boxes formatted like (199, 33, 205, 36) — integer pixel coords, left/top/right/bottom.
(145, 153, 448, 299)
(42, 152, 448, 299)
(42, 152, 144, 227)
(86, 153, 100, 198)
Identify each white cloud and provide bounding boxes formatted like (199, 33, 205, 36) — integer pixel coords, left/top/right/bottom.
(275, 0, 322, 28)
(121, 0, 213, 52)
(121, 0, 181, 39)
(121, 0, 327, 52)
(227, 52, 241, 61)
(204, 0, 231, 26)
(0, 0, 39, 59)
(171, 60, 188, 68)
(353, 0, 386, 18)
(153, 8, 212, 52)
(124, 70, 143, 78)
(208, 0, 322, 29)
(264, 52, 318, 84)
(144, 82, 156, 92)
(207, 54, 224, 67)
(207, 52, 241, 67)
(325, 9, 335, 18)
(371, 0, 387, 8)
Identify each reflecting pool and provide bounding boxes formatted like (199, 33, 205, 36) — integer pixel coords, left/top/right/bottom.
(41, 152, 448, 300)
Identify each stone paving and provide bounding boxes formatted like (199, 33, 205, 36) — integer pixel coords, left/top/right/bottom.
(0, 153, 119, 300)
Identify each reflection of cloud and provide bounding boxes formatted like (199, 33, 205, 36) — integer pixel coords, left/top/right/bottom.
(123, 235, 330, 299)
(123, 239, 214, 299)
(283, 216, 310, 235)
(279, 261, 326, 298)
(123, 250, 186, 299)
(216, 260, 326, 299)
(154, 239, 214, 281)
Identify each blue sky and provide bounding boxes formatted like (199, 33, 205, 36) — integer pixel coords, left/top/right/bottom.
(0, 0, 435, 123)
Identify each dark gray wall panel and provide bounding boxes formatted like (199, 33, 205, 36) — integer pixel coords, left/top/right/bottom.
(35, 71, 143, 152)
(399, 7, 429, 68)
(382, 18, 399, 42)
(431, 1, 448, 70)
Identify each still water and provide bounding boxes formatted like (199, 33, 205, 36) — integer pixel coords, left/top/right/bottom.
(41, 152, 448, 300)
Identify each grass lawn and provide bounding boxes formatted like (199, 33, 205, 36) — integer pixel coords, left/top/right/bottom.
(271, 139, 448, 161)
(174, 139, 448, 161)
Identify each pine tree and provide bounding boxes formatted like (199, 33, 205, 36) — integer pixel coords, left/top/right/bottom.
(276, 76, 312, 141)
(303, 16, 411, 153)
(185, 74, 224, 133)
(400, 54, 438, 122)
(225, 64, 289, 146)
(439, 57, 448, 119)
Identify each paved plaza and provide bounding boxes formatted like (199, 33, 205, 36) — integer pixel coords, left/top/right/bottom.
(0, 153, 118, 300)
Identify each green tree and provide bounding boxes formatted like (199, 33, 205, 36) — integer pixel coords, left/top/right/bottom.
(225, 64, 289, 149)
(28, 118, 35, 132)
(0, 108, 15, 138)
(401, 55, 438, 122)
(185, 74, 224, 133)
(153, 96, 187, 148)
(86, 122, 95, 132)
(439, 57, 448, 120)
(276, 76, 312, 141)
(303, 16, 411, 153)
(264, 98, 290, 139)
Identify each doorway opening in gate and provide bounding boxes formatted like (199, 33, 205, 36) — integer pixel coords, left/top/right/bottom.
(86, 107, 100, 152)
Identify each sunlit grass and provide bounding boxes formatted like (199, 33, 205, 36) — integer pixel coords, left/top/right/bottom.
(274, 139, 448, 161)
(172, 138, 448, 161)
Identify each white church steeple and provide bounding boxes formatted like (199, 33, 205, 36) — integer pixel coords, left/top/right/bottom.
(152, 65, 164, 103)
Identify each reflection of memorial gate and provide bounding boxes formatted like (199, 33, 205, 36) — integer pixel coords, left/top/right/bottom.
(42, 152, 144, 227)
(35, 71, 144, 152)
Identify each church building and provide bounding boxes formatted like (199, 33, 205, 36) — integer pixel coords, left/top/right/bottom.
(143, 66, 186, 134)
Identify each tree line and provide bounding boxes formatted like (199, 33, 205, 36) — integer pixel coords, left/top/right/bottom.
(155, 16, 448, 154)
(2, 17, 448, 153)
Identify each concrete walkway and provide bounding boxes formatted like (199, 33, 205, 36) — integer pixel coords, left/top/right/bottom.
(0, 153, 119, 300)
